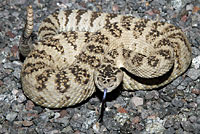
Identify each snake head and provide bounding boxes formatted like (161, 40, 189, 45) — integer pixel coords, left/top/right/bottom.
(94, 63, 123, 93)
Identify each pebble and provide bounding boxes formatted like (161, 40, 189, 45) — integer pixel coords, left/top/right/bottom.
(186, 4, 194, 11)
(196, 96, 200, 104)
(114, 113, 130, 126)
(188, 115, 197, 123)
(129, 96, 144, 107)
(181, 121, 194, 132)
(53, 116, 69, 127)
(145, 90, 159, 100)
(132, 116, 140, 124)
(192, 47, 200, 56)
(22, 120, 33, 127)
(163, 127, 175, 134)
(192, 55, 200, 69)
(172, 98, 184, 108)
(164, 117, 174, 128)
(25, 100, 35, 110)
(13, 67, 21, 79)
(187, 68, 200, 80)
(17, 92, 26, 103)
(92, 122, 100, 133)
(6, 112, 18, 122)
(171, 76, 183, 86)
(191, 88, 200, 95)
(61, 126, 73, 133)
(145, 117, 165, 133)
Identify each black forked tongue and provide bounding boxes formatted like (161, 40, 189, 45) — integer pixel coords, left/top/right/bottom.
(98, 88, 107, 122)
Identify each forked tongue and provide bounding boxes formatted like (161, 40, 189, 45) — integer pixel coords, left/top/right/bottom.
(98, 88, 107, 122)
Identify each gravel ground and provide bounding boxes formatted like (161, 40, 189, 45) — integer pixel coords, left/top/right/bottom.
(0, 0, 200, 134)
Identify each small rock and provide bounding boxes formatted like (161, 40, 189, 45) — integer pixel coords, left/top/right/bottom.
(22, 120, 33, 127)
(171, 76, 183, 86)
(181, 121, 194, 132)
(33, 106, 43, 113)
(114, 113, 130, 126)
(172, 98, 184, 108)
(189, 115, 197, 123)
(93, 122, 100, 133)
(187, 102, 197, 108)
(13, 67, 21, 79)
(130, 96, 144, 107)
(145, 90, 159, 100)
(117, 106, 128, 113)
(163, 127, 175, 134)
(0, 94, 6, 101)
(192, 55, 200, 69)
(17, 93, 26, 103)
(184, 94, 194, 102)
(192, 47, 200, 56)
(13, 121, 23, 127)
(59, 110, 68, 118)
(6, 112, 18, 122)
(191, 88, 200, 95)
(112, 4, 119, 12)
(11, 45, 18, 57)
(25, 100, 35, 110)
(192, 6, 200, 13)
(62, 126, 73, 133)
(174, 121, 181, 130)
(196, 96, 200, 104)
(164, 117, 174, 128)
(177, 85, 186, 90)
(187, 68, 200, 80)
(186, 4, 194, 11)
(145, 117, 165, 133)
(54, 112, 60, 119)
(132, 116, 140, 124)
(53, 116, 69, 127)
(6, 31, 15, 38)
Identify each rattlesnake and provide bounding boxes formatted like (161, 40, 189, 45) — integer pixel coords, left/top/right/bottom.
(19, 5, 191, 108)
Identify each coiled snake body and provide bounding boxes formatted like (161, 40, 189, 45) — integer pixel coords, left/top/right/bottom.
(19, 6, 191, 108)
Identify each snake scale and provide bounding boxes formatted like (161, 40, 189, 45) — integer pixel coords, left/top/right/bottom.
(19, 5, 191, 108)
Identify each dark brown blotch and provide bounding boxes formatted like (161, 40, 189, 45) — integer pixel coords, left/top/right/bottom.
(86, 44, 104, 54)
(131, 53, 146, 67)
(38, 26, 57, 36)
(146, 28, 163, 43)
(36, 69, 55, 91)
(64, 10, 73, 27)
(147, 56, 159, 67)
(107, 49, 119, 59)
(55, 71, 70, 93)
(22, 61, 46, 75)
(43, 17, 56, 27)
(121, 16, 133, 30)
(76, 10, 88, 25)
(105, 23, 122, 38)
(42, 37, 64, 54)
(69, 65, 90, 84)
(77, 52, 101, 68)
(85, 32, 110, 46)
(158, 49, 171, 59)
(27, 50, 52, 61)
(132, 19, 149, 38)
(154, 38, 171, 48)
(62, 31, 78, 50)
(90, 12, 102, 27)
